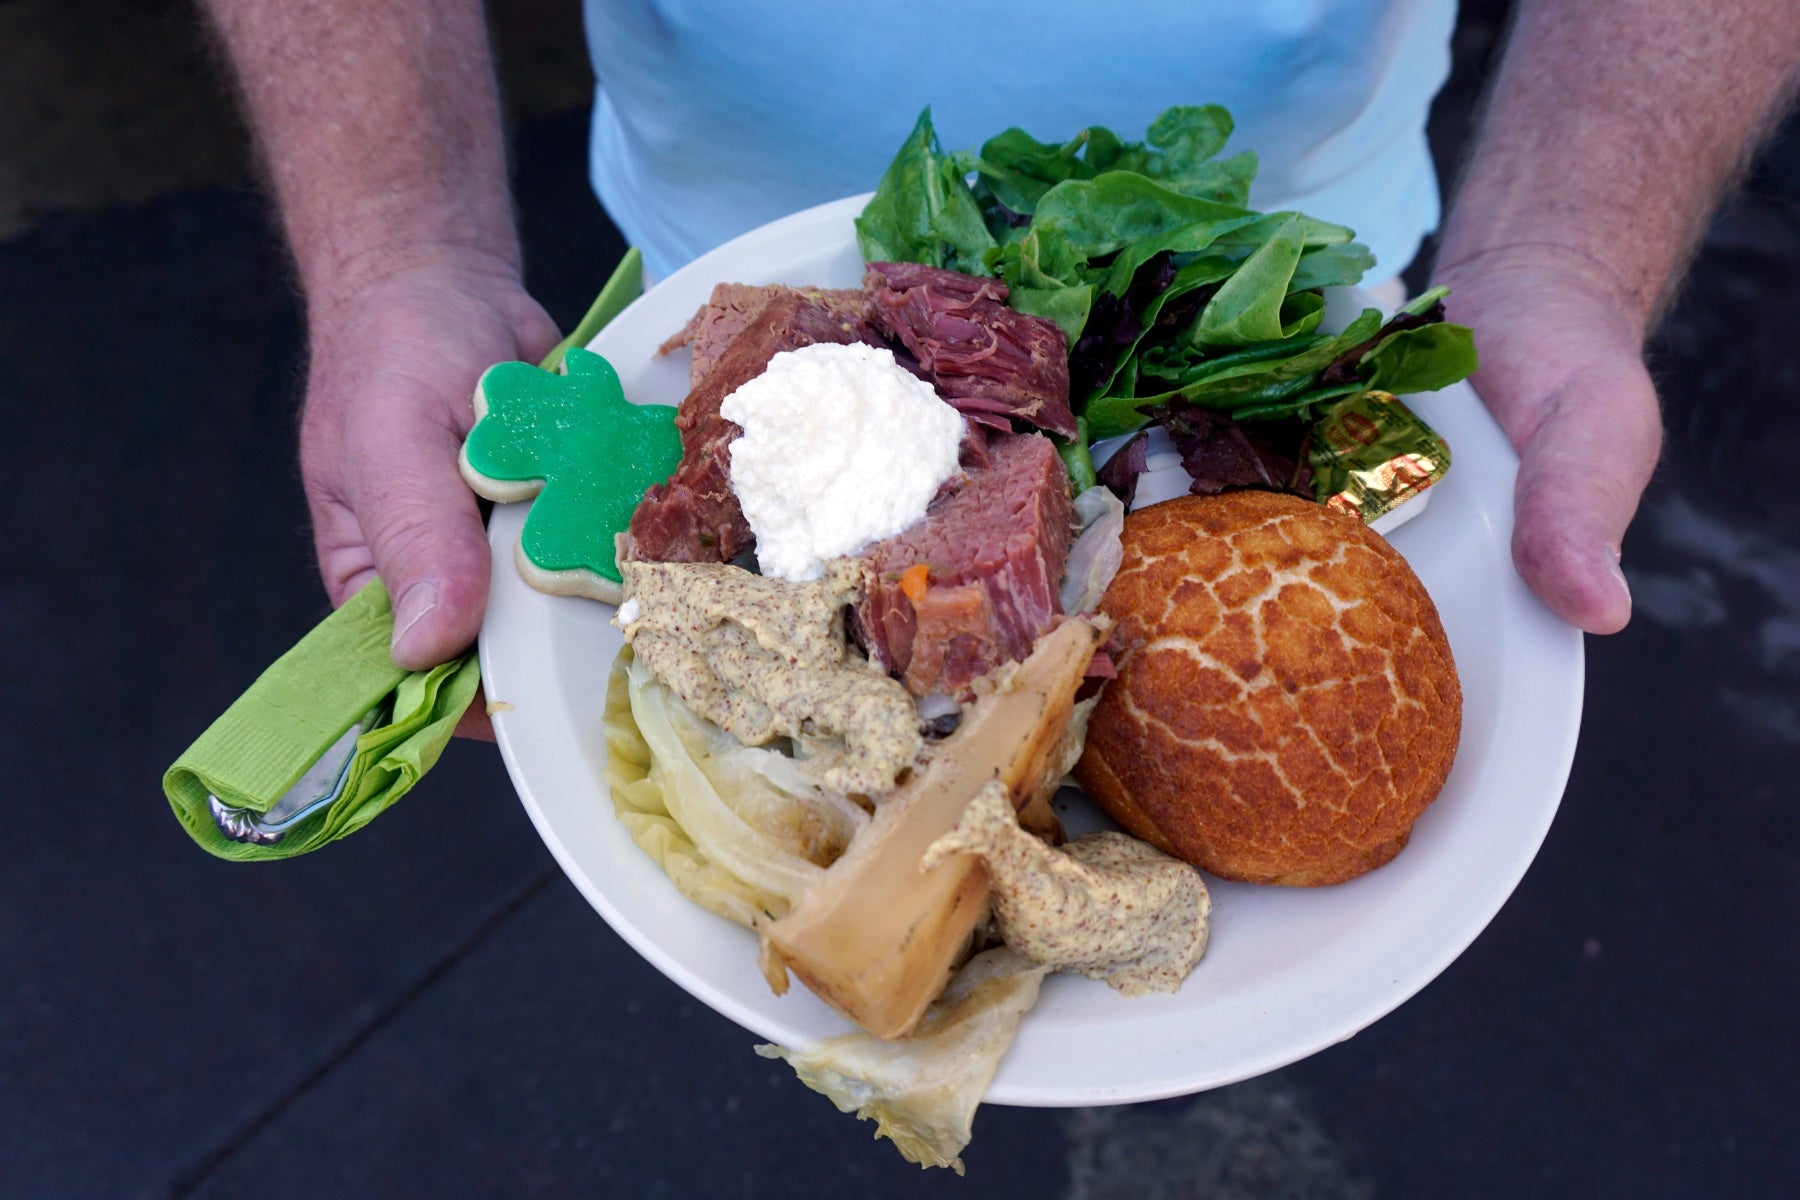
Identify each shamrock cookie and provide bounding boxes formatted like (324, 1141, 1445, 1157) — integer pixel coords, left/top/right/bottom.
(460, 347, 682, 605)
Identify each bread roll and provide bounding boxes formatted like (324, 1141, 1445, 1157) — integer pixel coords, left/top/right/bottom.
(1074, 491, 1460, 886)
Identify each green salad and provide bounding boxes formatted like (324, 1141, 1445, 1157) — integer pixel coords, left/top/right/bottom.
(855, 105, 1478, 457)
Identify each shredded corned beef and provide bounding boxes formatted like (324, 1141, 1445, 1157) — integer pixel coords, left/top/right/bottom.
(864, 262, 1078, 440)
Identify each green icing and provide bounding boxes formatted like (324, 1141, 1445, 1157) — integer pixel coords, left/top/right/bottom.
(464, 347, 681, 583)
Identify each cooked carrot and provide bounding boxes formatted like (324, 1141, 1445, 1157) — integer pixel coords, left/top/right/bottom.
(900, 563, 930, 603)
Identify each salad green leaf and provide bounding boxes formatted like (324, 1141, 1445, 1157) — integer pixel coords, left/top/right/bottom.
(1055, 418, 1098, 493)
(1031, 172, 1252, 257)
(1192, 215, 1307, 346)
(1361, 321, 1480, 394)
(1289, 241, 1378, 291)
(855, 109, 995, 274)
(965, 104, 1253, 225)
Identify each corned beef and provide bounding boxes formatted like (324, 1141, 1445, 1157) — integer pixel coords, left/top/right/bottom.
(864, 262, 1078, 439)
(855, 433, 1075, 698)
(624, 291, 882, 564)
(658, 282, 873, 389)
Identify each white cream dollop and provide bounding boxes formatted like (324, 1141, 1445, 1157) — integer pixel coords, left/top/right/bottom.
(721, 342, 964, 582)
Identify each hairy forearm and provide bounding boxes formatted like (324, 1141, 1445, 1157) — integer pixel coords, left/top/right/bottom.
(202, 0, 518, 311)
(1437, 0, 1800, 334)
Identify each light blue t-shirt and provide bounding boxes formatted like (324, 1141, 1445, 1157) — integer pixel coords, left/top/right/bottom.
(584, 1, 1455, 283)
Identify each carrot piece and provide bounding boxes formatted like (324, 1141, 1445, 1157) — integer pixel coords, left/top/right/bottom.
(900, 563, 931, 603)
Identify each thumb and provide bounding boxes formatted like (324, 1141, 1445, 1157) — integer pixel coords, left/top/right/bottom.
(356, 421, 493, 671)
(1504, 356, 1661, 634)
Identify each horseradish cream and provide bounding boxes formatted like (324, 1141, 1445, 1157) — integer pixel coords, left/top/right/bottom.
(722, 342, 964, 582)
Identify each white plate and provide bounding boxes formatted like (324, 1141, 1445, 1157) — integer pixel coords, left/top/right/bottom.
(479, 194, 1584, 1106)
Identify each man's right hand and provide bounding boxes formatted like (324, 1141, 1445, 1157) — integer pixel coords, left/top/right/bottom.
(199, 0, 538, 719)
(300, 255, 560, 687)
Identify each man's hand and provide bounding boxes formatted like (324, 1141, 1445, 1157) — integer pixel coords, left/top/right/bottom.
(1436, 0, 1798, 633)
(201, 0, 532, 724)
(302, 257, 559, 677)
(1437, 251, 1661, 634)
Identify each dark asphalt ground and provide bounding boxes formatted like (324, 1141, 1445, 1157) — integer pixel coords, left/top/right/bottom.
(3, 4, 1797, 1197)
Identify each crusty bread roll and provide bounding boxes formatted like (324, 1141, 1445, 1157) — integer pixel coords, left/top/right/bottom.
(1074, 491, 1461, 887)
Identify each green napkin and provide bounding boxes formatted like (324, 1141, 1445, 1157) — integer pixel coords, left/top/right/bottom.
(164, 580, 480, 861)
(163, 250, 646, 860)
(542, 246, 643, 372)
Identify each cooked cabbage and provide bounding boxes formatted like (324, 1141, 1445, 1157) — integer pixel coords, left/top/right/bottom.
(1059, 485, 1126, 616)
(603, 648, 867, 928)
(755, 947, 1051, 1173)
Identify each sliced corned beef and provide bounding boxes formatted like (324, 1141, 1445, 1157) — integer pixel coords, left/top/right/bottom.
(625, 291, 882, 564)
(856, 433, 1075, 698)
(864, 262, 1078, 439)
(658, 282, 873, 388)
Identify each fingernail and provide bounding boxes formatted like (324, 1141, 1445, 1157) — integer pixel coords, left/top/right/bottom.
(391, 580, 440, 655)
(1605, 545, 1631, 608)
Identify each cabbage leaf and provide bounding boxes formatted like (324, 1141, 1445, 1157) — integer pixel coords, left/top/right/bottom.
(1060, 485, 1126, 617)
(756, 948, 1051, 1173)
(603, 649, 867, 929)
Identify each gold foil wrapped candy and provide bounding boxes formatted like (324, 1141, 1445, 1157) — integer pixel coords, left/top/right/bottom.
(1308, 390, 1451, 525)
